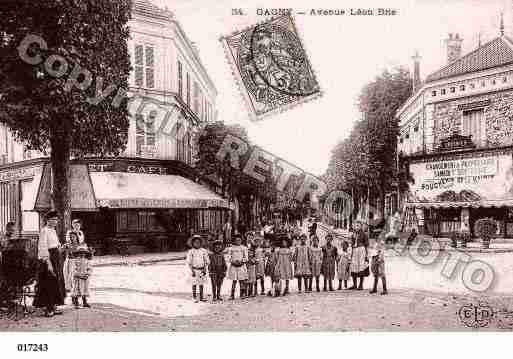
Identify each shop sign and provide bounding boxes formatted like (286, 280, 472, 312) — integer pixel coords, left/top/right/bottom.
(0, 166, 38, 182)
(409, 154, 513, 202)
(437, 133, 475, 152)
(88, 162, 167, 175)
(97, 198, 227, 209)
(457, 99, 491, 111)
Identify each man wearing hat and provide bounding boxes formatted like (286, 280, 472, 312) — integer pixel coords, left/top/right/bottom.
(186, 234, 210, 302)
(33, 210, 66, 317)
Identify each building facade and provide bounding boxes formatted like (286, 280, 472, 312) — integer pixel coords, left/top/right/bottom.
(396, 30, 513, 237)
(0, 0, 227, 254)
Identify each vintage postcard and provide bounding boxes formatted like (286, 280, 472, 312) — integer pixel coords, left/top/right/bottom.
(1, 0, 513, 357)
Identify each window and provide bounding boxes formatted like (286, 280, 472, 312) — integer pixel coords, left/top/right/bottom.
(186, 73, 191, 107)
(20, 179, 39, 231)
(134, 44, 155, 88)
(462, 109, 485, 147)
(135, 113, 156, 156)
(178, 60, 183, 99)
(193, 81, 199, 115)
(450, 87, 455, 93)
(460, 85, 465, 91)
(441, 89, 446, 95)
(432, 91, 437, 97)
(503, 77, 508, 83)
(481, 81, 486, 87)
(492, 79, 496, 85)
(470, 83, 475, 89)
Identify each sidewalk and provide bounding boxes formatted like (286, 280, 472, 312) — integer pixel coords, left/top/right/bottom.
(91, 251, 187, 267)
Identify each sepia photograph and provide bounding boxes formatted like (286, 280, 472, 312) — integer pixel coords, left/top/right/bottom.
(1, 0, 513, 356)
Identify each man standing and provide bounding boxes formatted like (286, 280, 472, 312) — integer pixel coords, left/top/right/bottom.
(222, 218, 232, 245)
(309, 218, 317, 239)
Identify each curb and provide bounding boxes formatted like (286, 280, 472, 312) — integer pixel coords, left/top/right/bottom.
(92, 255, 186, 268)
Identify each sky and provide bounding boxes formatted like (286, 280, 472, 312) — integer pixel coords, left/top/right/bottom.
(157, 0, 511, 176)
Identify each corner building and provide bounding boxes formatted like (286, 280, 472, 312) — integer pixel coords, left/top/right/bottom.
(396, 30, 513, 237)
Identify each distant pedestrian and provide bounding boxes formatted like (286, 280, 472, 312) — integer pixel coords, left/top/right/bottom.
(370, 233, 387, 295)
(186, 235, 210, 303)
(293, 234, 311, 293)
(71, 245, 92, 309)
(321, 234, 337, 291)
(227, 235, 248, 300)
(337, 241, 351, 290)
(276, 238, 293, 296)
(209, 240, 227, 302)
(309, 235, 322, 292)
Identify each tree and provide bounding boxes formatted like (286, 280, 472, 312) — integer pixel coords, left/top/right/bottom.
(0, 0, 132, 237)
(324, 67, 412, 224)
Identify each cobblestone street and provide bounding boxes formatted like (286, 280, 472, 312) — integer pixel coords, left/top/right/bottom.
(3, 249, 513, 331)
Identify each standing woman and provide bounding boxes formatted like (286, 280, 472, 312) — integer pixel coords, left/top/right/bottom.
(349, 221, 370, 290)
(33, 211, 66, 317)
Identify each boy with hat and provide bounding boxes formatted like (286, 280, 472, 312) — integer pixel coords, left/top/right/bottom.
(208, 240, 227, 301)
(186, 235, 210, 302)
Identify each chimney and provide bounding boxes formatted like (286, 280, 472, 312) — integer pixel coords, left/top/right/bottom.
(444, 33, 463, 64)
(412, 50, 421, 93)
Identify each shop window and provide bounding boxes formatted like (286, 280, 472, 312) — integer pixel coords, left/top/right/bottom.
(20, 179, 39, 231)
(133, 44, 155, 89)
(462, 109, 485, 147)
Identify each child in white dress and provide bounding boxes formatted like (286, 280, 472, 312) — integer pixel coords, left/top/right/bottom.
(186, 235, 210, 302)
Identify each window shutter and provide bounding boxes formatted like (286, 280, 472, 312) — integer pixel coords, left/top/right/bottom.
(145, 45, 155, 88)
(134, 45, 144, 87)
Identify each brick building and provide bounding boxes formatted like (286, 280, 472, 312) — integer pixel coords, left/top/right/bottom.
(396, 26, 513, 237)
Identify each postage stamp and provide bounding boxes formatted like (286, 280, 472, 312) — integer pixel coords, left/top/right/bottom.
(220, 14, 322, 121)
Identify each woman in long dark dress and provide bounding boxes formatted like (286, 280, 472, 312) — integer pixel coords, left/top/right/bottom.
(33, 211, 66, 317)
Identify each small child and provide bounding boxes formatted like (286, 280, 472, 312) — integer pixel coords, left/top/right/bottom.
(265, 245, 280, 296)
(370, 234, 388, 295)
(276, 238, 293, 296)
(337, 241, 351, 290)
(246, 243, 257, 297)
(254, 237, 266, 295)
(309, 236, 322, 292)
(209, 240, 227, 302)
(293, 234, 312, 292)
(227, 235, 248, 300)
(321, 234, 337, 291)
(186, 235, 210, 303)
(71, 245, 92, 309)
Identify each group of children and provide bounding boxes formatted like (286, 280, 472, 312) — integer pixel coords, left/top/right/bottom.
(185, 227, 388, 302)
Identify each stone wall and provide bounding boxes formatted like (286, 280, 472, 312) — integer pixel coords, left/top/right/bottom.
(432, 89, 513, 149)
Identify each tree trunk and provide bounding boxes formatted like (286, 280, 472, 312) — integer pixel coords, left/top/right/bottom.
(50, 130, 71, 242)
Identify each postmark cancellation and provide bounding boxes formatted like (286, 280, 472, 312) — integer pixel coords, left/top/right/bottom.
(220, 14, 322, 121)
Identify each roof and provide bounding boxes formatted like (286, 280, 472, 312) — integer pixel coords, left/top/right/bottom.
(425, 35, 513, 83)
(132, 0, 174, 21)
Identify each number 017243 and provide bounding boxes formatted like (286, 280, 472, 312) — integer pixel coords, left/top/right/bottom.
(17, 344, 49, 352)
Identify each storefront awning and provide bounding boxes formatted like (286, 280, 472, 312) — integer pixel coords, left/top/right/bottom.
(406, 199, 513, 209)
(90, 171, 230, 209)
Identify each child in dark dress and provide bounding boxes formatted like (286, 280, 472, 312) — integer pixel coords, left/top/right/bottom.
(209, 240, 227, 301)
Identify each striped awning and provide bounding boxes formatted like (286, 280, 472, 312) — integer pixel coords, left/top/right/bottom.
(406, 199, 513, 209)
